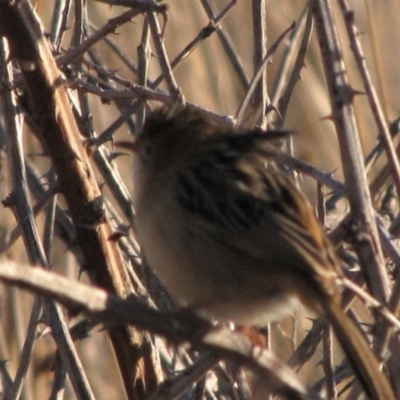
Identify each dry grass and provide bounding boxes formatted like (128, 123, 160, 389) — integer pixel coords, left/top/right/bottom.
(0, 0, 400, 399)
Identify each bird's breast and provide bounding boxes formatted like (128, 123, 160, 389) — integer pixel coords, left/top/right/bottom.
(135, 191, 220, 306)
(135, 192, 300, 325)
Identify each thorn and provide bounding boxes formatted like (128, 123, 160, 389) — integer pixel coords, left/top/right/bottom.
(108, 228, 129, 242)
(38, 326, 52, 339)
(350, 87, 366, 97)
(78, 264, 89, 280)
(320, 114, 334, 122)
(328, 169, 338, 177)
(2, 192, 16, 208)
(264, 103, 282, 119)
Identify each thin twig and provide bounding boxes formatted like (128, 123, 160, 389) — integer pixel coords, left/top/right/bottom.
(343, 279, 400, 331)
(337, 0, 400, 205)
(200, 0, 248, 90)
(322, 323, 337, 400)
(235, 22, 295, 125)
(0, 260, 321, 400)
(251, 0, 268, 127)
(312, 0, 390, 303)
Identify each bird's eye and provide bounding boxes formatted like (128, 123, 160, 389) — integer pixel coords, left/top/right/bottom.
(142, 143, 153, 160)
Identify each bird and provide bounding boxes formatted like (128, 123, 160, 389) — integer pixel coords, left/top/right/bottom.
(130, 104, 394, 400)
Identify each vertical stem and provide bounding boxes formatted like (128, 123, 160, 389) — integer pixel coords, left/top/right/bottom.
(252, 0, 267, 126)
(312, 0, 390, 302)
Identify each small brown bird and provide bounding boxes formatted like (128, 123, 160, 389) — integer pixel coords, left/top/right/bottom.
(131, 105, 394, 400)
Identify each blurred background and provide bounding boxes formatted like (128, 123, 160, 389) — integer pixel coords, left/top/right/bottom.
(1, 0, 399, 399)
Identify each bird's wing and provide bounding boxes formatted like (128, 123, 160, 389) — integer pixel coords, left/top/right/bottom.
(177, 132, 341, 291)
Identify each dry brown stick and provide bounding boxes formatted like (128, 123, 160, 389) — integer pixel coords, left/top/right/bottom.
(271, 4, 313, 128)
(343, 279, 400, 331)
(366, 117, 400, 173)
(235, 22, 295, 125)
(26, 162, 77, 254)
(93, 0, 164, 7)
(282, 143, 400, 397)
(151, 0, 237, 90)
(370, 149, 400, 203)
(148, 354, 220, 400)
(279, 149, 400, 279)
(270, 4, 312, 183)
(93, 134, 138, 225)
(199, 0, 248, 90)
(0, 181, 58, 254)
(322, 324, 337, 400)
(279, 151, 400, 271)
(49, 0, 72, 50)
(77, 49, 400, 384)
(0, 359, 13, 399)
(338, 0, 400, 388)
(361, 213, 400, 394)
(0, 260, 322, 400)
(337, 0, 400, 207)
(0, 37, 95, 400)
(137, 19, 151, 130)
(319, 181, 336, 399)
(326, 116, 400, 211)
(57, 4, 166, 68)
(61, 69, 138, 229)
(67, 6, 137, 235)
(73, 78, 236, 127)
(0, 3, 165, 98)
(7, 296, 42, 400)
(42, 173, 57, 262)
(147, 11, 182, 99)
(0, 1, 160, 398)
(251, 0, 268, 127)
(312, 0, 390, 303)
(281, 147, 400, 268)
(312, 4, 395, 398)
(96, 27, 142, 76)
(71, 0, 85, 53)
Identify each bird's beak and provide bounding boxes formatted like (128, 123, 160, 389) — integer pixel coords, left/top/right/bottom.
(114, 140, 138, 153)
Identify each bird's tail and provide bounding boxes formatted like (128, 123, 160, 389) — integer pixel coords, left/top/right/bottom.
(323, 302, 394, 400)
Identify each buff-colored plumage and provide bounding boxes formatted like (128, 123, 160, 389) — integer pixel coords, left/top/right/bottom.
(132, 105, 394, 400)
